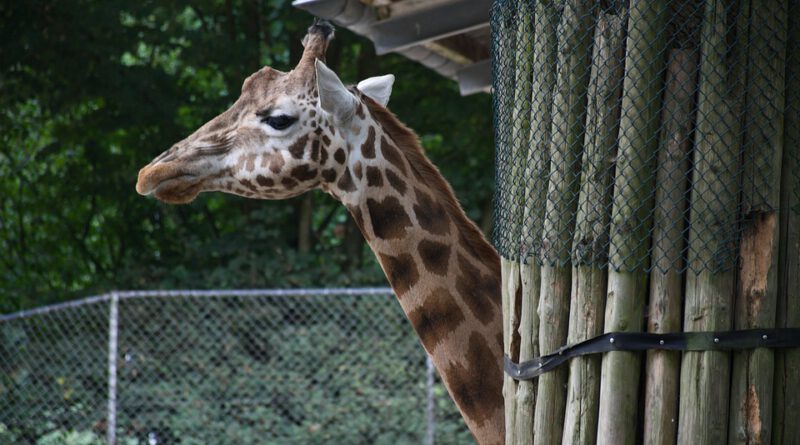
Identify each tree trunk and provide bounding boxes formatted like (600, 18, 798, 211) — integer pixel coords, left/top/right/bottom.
(496, 1, 526, 440)
(642, 47, 698, 445)
(597, 2, 668, 444)
(511, 2, 560, 442)
(678, 2, 748, 443)
(503, 258, 522, 444)
(533, 2, 594, 445)
(773, 3, 800, 443)
(729, 3, 788, 444)
(563, 8, 626, 445)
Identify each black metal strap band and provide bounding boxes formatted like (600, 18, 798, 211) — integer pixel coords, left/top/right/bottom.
(504, 328, 800, 381)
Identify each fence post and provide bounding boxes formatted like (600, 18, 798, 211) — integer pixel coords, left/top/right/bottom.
(425, 355, 435, 445)
(107, 292, 119, 445)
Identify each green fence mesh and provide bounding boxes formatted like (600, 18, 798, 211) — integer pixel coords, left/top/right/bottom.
(491, 0, 799, 273)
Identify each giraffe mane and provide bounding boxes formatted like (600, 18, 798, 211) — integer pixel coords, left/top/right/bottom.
(360, 94, 501, 276)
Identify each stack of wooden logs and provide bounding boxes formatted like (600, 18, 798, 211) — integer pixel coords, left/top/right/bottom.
(495, 0, 799, 444)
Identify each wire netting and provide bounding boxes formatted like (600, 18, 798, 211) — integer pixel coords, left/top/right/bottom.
(491, 0, 799, 273)
(0, 289, 472, 445)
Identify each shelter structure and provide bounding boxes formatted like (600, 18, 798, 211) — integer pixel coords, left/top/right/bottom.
(293, 0, 493, 95)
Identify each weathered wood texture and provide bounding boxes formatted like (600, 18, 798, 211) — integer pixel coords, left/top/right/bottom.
(512, 262, 539, 444)
(502, 259, 522, 444)
(678, 1, 748, 443)
(562, 9, 625, 445)
(729, 3, 788, 443)
(507, 4, 535, 442)
(596, 2, 667, 444)
(510, 2, 560, 442)
(773, 2, 800, 443)
(494, 3, 519, 439)
(533, 1, 593, 444)
(642, 47, 698, 445)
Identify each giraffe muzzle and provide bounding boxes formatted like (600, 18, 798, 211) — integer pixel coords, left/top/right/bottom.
(136, 162, 202, 204)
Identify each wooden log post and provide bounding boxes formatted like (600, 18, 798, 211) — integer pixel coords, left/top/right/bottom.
(729, 2, 788, 444)
(503, 257, 522, 443)
(677, 1, 748, 443)
(595, 2, 668, 444)
(511, 1, 560, 443)
(642, 47, 698, 445)
(773, 3, 800, 443)
(500, 0, 531, 441)
(532, 1, 593, 444)
(562, 7, 626, 445)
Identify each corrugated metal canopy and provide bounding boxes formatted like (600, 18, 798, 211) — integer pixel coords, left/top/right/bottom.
(292, 0, 492, 95)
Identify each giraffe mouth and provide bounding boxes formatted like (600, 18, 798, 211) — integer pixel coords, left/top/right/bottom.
(152, 175, 202, 204)
(137, 163, 202, 204)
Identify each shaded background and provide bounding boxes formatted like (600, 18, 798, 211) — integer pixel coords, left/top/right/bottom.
(0, 0, 495, 311)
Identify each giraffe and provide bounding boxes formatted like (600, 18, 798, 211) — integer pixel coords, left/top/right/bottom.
(135, 22, 505, 444)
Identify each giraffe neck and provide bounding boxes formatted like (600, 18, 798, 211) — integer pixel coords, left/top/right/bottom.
(330, 97, 505, 445)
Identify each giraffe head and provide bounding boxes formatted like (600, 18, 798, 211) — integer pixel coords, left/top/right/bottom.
(136, 21, 394, 204)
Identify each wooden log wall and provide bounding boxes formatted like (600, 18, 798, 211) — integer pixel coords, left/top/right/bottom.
(496, 0, 800, 443)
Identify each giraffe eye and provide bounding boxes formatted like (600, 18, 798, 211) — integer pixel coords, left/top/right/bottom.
(260, 114, 297, 130)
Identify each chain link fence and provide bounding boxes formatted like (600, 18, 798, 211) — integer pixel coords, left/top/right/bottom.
(491, 0, 798, 273)
(0, 289, 472, 445)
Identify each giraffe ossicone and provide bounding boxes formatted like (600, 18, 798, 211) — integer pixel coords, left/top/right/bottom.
(136, 21, 504, 445)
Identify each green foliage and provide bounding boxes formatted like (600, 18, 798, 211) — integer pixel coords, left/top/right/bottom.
(0, 0, 493, 312)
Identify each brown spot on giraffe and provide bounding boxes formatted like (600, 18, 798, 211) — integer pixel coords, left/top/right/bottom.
(413, 188, 450, 235)
(385, 169, 407, 195)
(240, 179, 257, 192)
(319, 145, 329, 165)
(311, 139, 321, 161)
(380, 136, 407, 175)
(366, 196, 412, 240)
(235, 154, 247, 171)
(378, 252, 419, 298)
(366, 166, 383, 187)
(256, 175, 274, 187)
(353, 162, 363, 180)
(361, 126, 376, 158)
(334, 148, 346, 164)
(281, 177, 298, 190)
(445, 333, 504, 427)
(455, 254, 500, 325)
(337, 167, 356, 192)
(322, 134, 331, 147)
(291, 165, 318, 182)
(321, 168, 337, 183)
(408, 287, 465, 353)
(245, 153, 257, 172)
(417, 239, 451, 276)
(355, 102, 366, 119)
(288, 135, 308, 159)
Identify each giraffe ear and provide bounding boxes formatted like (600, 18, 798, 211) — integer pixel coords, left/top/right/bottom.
(315, 59, 358, 123)
(357, 75, 395, 107)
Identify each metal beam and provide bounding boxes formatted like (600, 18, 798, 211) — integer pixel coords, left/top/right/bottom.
(371, 0, 492, 55)
(292, 0, 374, 30)
(456, 59, 491, 96)
(292, 0, 349, 20)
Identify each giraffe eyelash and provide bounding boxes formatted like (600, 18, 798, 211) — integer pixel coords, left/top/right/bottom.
(256, 109, 298, 130)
